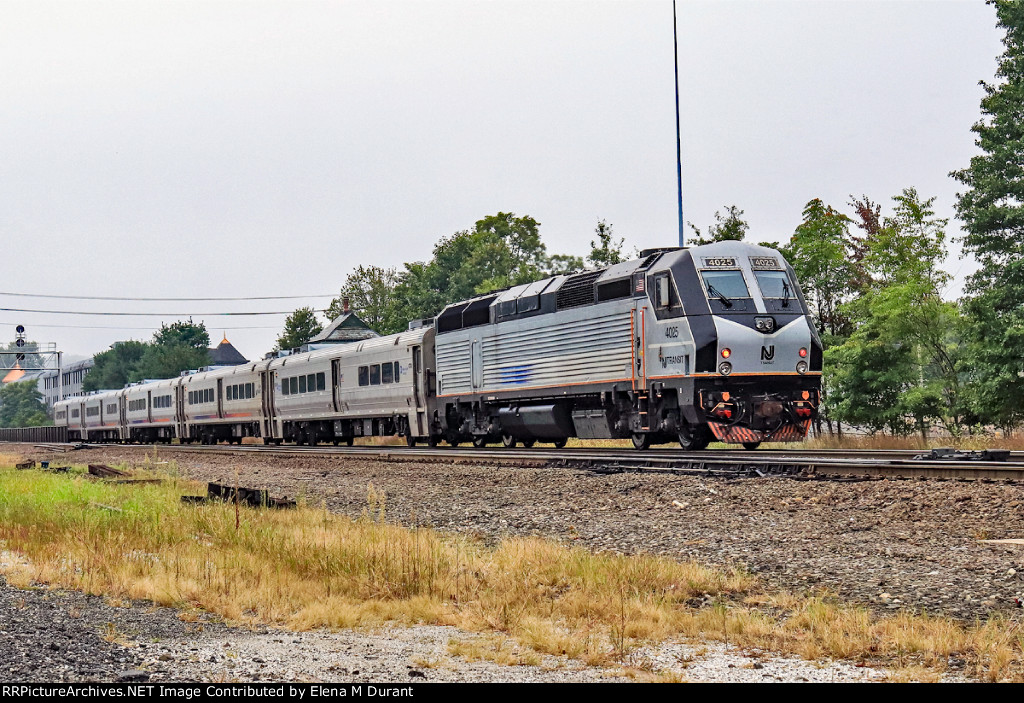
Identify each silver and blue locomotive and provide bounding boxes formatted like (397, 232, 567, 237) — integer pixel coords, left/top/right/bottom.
(430, 241, 821, 449)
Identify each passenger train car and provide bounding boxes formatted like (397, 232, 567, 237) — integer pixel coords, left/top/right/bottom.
(55, 242, 821, 450)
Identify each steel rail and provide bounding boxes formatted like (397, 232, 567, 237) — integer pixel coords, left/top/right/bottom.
(23, 441, 1024, 482)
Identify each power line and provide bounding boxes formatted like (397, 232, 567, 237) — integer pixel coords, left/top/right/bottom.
(0, 307, 318, 317)
(0, 321, 281, 331)
(0, 291, 336, 302)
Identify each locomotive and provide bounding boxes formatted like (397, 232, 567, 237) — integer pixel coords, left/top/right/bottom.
(55, 241, 821, 450)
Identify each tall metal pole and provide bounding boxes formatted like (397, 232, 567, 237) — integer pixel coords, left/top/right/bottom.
(673, 0, 685, 247)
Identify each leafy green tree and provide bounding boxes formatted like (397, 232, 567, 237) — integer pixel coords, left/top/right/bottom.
(327, 265, 403, 335)
(134, 343, 211, 379)
(275, 307, 323, 351)
(153, 320, 210, 349)
(0, 380, 50, 427)
(780, 199, 859, 341)
(587, 219, 626, 267)
(394, 212, 557, 321)
(687, 205, 749, 246)
(82, 340, 147, 392)
(951, 0, 1024, 431)
(829, 189, 963, 438)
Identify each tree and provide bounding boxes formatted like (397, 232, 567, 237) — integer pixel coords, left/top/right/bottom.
(780, 199, 859, 342)
(0, 380, 49, 427)
(687, 205, 749, 246)
(153, 320, 210, 349)
(831, 189, 963, 438)
(394, 212, 557, 322)
(587, 219, 626, 267)
(275, 307, 323, 351)
(134, 342, 211, 379)
(951, 0, 1024, 431)
(327, 265, 403, 335)
(83, 340, 147, 392)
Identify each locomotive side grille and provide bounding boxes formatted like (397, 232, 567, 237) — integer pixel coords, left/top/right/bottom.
(556, 270, 602, 310)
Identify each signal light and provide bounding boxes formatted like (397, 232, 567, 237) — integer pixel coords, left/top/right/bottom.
(722, 391, 731, 401)
(801, 391, 809, 400)
(799, 347, 808, 358)
(721, 348, 731, 359)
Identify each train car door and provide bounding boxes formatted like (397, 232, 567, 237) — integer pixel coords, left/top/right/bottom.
(412, 345, 425, 435)
(147, 390, 153, 424)
(175, 383, 186, 440)
(631, 301, 648, 392)
(330, 359, 341, 413)
(260, 370, 277, 439)
(216, 379, 224, 419)
(119, 396, 127, 441)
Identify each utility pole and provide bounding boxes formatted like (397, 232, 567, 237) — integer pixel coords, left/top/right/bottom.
(673, 0, 685, 247)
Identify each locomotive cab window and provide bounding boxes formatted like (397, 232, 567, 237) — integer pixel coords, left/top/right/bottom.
(699, 270, 750, 300)
(654, 275, 671, 309)
(754, 270, 794, 300)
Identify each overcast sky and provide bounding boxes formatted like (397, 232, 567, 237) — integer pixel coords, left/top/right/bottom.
(0, 0, 1004, 361)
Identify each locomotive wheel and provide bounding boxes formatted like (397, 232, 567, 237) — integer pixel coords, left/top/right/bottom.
(742, 441, 762, 450)
(345, 436, 354, 447)
(631, 432, 651, 450)
(473, 436, 488, 448)
(447, 438, 460, 447)
(427, 435, 440, 447)
(678, 425, 712, 450)
(406, 434, 417, 447)
(501, 433, 516, 448)
(522, 439, 536, 448)
(553, 438, 568, 449)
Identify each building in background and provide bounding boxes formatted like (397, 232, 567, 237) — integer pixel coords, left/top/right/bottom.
(37, 358, 95, 408)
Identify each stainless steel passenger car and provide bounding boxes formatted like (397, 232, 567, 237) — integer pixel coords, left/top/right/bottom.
(265, 325, 437, 445)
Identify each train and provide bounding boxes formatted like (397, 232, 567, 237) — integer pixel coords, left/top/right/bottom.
(55, 241, 822, 450)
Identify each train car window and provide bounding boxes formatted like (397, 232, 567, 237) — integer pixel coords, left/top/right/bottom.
(282, 379, 289, 395)
(393, 361, 400, 382)
(316, 373, 325, 391)
(370, 364, 381, 385)
(358, 367, 369, 386)
(290, 377, 299, 395)
(306, 374, 315, 392)
(382, 362, 393, 384)
(699, 270, 750, 299)
(655, 275, 671, 309)
(753, 270, 793, 299)
(299, 376, 307, 393)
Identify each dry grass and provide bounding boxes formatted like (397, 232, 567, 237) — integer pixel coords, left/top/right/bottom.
(797, 432, 1024, 451)
(1, 459, 1022, 681)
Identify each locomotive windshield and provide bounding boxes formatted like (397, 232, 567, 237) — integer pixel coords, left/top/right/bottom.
(700, 270, 749, 301)
(753, 269, 793, 299)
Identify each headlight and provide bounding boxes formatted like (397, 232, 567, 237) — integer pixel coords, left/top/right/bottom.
(755, 317, 775, 332)
(719, 362, 733, 376)
(796, 361, 808, 374)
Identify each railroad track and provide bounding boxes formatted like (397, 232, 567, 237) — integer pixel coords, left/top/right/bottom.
(17, 441, 1024, 482)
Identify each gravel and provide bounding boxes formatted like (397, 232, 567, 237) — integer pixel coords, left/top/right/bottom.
(1, 576, 921, 683)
